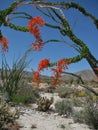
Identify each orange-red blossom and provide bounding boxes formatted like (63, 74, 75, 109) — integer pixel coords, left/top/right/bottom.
(32, 42, 44, 51)
(33, 59, 50, 86)
(33, 58, 72, 87)
(38, 59, 50, 71)
(28, 16, 44, 51)
(33, 71, 40, 86)
(51, 58, 72, 86)
(0, 37, 9, 52)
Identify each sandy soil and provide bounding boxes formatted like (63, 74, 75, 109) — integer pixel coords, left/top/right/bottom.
(16, 93, 91, 130)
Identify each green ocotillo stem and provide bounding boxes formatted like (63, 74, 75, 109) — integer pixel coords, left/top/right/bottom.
(47, 11, 98, 77)
(0, 2, 19, 26)
(0, 30, 2, 39)
(61, 18, 98, 76)
(5, 22, 29, 32)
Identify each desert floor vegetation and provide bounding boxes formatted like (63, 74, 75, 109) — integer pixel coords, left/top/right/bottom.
(0, 77, 98, 130)
(0, 0, 98, 129)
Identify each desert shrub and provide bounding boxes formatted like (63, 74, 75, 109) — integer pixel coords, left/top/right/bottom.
(73, 92, 98, 129)
(37, 96, 53, 112)
(73, 109, 86, 123)
(55, 99, 73, 117)
(71, 96, 83, 107)
(77, 91, 87, 97)
(60, 124, 66, 129)
(44, 86, 56, 93)
(72, 89, 79, 97)
(12, 94, 31, 105)
(73, 79, 81, 85)
(55, 86, 73, 98)
(84, 93, 98, 129)
(0, 53, 29, 101)
(12, 84, 40, 105)
(93, 95, 98, 100)
(0, 102, 19, 130)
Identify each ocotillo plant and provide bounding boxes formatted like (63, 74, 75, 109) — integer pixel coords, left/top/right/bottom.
(0, 1, 98, 91)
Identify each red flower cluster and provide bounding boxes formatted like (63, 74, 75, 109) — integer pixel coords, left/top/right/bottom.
(28, 16, 44, 51)
(38, 59, 50, 71)
(33, 58, 71, 87)
(33, 71, 40, 86)
(33, 59, 50, 86)
(32, 42, 44, 51)
(51, 58, 72, 86)
(28, 16, 44, 30)
(0, 37, 9, 52)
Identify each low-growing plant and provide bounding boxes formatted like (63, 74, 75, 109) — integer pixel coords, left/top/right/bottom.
(71, 96, 83, 107)
(73, 109, 86, 124)
(55, 99, 73, 117)
(55, 86, 73, 98)
(12, 84, 40, 105)
(0, 102, 19, 130)
(84, 93, 98, 129)
(44, 86, 56, 93)
(12, 94, 31, 105)
(60, 124, 66, 129)
(73, 92, 98, 129)
(37, 96, 53, 112)
(93, 95, 98, 100)
(78, 91, 87, 97)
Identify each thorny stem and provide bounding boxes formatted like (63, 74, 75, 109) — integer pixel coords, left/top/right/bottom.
(0, 0, 98, 77)
(63, 72, 98, 96)
(39, 5, 98, 77)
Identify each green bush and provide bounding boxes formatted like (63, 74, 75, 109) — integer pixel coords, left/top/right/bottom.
(71, 96, 83, 107)
(12, 94, 31, 104)
(60, 124, 66, 129)
(84, 94, 98, 129)
(12, 84, 40, 105)
(73, 109, 86, 123)
(55, 99, 73, 117)
(55, 86, 73, 98)
(73, 93, 98, 129)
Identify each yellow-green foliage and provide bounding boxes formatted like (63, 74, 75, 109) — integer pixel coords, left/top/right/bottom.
(55, 86, 73, 98)
(78, 91, 87, 97)
(37, 97, 53, 112)
(12, 85, 40, 105)
(93, 95, 98, 100)
(72, 96, 83, 107)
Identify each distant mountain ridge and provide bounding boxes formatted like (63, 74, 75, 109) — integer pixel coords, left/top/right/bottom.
(75, 70, 97, 81)
(23, 69, 97, 81)
(62, 70, 97, 81)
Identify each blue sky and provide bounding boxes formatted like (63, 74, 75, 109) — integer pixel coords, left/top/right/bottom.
(0, 0, 98, 76)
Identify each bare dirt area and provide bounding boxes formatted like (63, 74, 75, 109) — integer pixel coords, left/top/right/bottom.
(16, 93, 91, 130)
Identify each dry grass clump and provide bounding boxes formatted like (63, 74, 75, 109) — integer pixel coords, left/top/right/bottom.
(55, 86, 74, 98)
(55, 99, 73, 117)
(73, 92, 98, 130)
